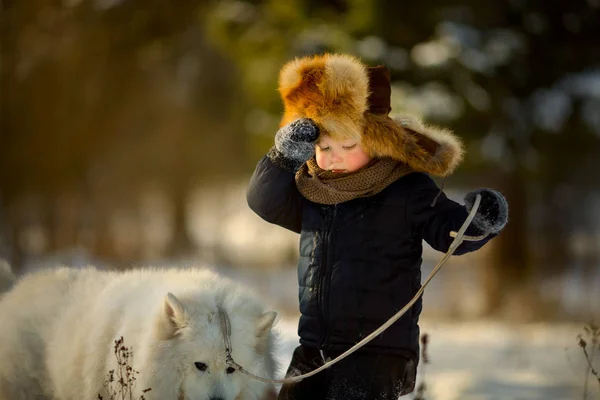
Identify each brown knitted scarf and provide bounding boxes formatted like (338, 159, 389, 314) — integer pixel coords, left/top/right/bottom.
(295, 158, 413, 204)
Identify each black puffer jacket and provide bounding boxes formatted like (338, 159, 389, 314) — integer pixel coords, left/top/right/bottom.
(247, 156, 493, 364)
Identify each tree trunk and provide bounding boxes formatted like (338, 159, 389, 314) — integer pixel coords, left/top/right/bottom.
(167, 182, 195, 258)
(484, 166, 532, 317)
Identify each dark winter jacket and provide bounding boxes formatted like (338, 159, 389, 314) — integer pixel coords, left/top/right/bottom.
(247, 156, 493, 365)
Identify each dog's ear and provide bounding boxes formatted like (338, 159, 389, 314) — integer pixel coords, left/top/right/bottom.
(256, 311, 277, 338)
(157, 293, 189, 338)
(254, 311, 277, 354)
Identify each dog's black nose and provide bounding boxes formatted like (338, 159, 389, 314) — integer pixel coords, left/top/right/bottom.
(209, 398, 224, 400)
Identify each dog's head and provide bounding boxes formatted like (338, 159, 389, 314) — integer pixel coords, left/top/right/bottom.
(149, 289, 278, 400)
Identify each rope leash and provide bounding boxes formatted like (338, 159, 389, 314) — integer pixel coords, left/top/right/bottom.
(220, 194, 484, 385)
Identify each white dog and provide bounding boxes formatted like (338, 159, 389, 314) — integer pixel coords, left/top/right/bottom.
(0, 266, 279, 400)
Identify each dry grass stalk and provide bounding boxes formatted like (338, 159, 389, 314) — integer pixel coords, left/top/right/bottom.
(413, 333, 429, 400)
(578, 322, 600, 399)
(97, 337, 152, 400)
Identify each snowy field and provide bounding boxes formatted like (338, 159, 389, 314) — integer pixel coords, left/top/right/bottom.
(11, 257, 599, 400)
(211, 266, 598, 400)
(273, 317, 597, 400)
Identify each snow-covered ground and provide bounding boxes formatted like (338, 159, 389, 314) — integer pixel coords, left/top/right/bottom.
(274, 317, 597, 400)
(10, 257, 599, 399)
(209, 265, 597, 399)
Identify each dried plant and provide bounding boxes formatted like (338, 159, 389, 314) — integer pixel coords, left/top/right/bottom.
(578, 322, 600, 399)
(413, 333, 429, 400)
(98, 337, 152, 400)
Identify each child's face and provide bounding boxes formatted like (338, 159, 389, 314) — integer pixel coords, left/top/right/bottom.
(315, 135, 372, 173)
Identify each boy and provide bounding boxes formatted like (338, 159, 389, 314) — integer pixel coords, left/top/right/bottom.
(247, 54, 508, 399)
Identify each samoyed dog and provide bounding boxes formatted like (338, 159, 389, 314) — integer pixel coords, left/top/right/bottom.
(0, 266, 279, 400)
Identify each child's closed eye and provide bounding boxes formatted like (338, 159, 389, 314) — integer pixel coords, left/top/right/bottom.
(342, 144, 356, 150)
(318, 146, 330, 151)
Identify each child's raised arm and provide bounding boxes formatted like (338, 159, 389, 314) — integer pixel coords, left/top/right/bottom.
(246, 118, 319, 233)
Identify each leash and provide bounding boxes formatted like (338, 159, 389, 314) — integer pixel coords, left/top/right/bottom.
(220, 194, 484, 385)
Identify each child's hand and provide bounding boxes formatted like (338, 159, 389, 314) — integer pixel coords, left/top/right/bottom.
(268, 118, 320, 172)
(464, 188, 508, 236)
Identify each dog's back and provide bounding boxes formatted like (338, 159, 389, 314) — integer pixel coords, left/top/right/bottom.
(0, 266, 89, 400)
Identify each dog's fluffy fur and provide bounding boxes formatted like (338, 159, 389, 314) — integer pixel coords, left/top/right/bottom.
(0, 266, 278, 400)
(278, 53, 464, 176)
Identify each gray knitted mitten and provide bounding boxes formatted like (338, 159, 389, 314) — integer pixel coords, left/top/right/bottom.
(464, 188, 509, 235)
(267, 118, 320, 172)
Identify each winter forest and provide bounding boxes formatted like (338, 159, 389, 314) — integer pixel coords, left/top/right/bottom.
(1, 0, 600, 399)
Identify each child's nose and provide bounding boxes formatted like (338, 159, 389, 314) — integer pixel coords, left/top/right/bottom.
(331, 152, 342, 162)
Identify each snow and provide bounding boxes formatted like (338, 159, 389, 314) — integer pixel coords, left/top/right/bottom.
(8, 256, 598, 399)
(211, 265, 597, 399)
(272, 317, 596, 399)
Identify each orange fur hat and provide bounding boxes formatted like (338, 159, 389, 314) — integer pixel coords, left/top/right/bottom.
(278, 53, 464, 176)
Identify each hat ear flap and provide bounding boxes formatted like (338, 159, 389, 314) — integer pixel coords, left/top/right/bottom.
(362, 113, 464, 177)
(402, 126, 441, 162)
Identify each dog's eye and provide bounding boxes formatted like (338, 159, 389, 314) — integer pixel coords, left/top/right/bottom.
(194, 362, 208, 372)
(226, 367, 236, 374)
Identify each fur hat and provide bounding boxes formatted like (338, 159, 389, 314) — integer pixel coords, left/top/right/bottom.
(278, 53, 464, 176)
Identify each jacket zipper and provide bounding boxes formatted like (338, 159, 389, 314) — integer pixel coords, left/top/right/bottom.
(318, 205, 337, 350)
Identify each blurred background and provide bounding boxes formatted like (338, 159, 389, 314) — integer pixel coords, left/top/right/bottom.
(1, 1, 600, 397)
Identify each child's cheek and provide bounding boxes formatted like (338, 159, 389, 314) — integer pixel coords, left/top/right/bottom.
(315, 151, 327, 170)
